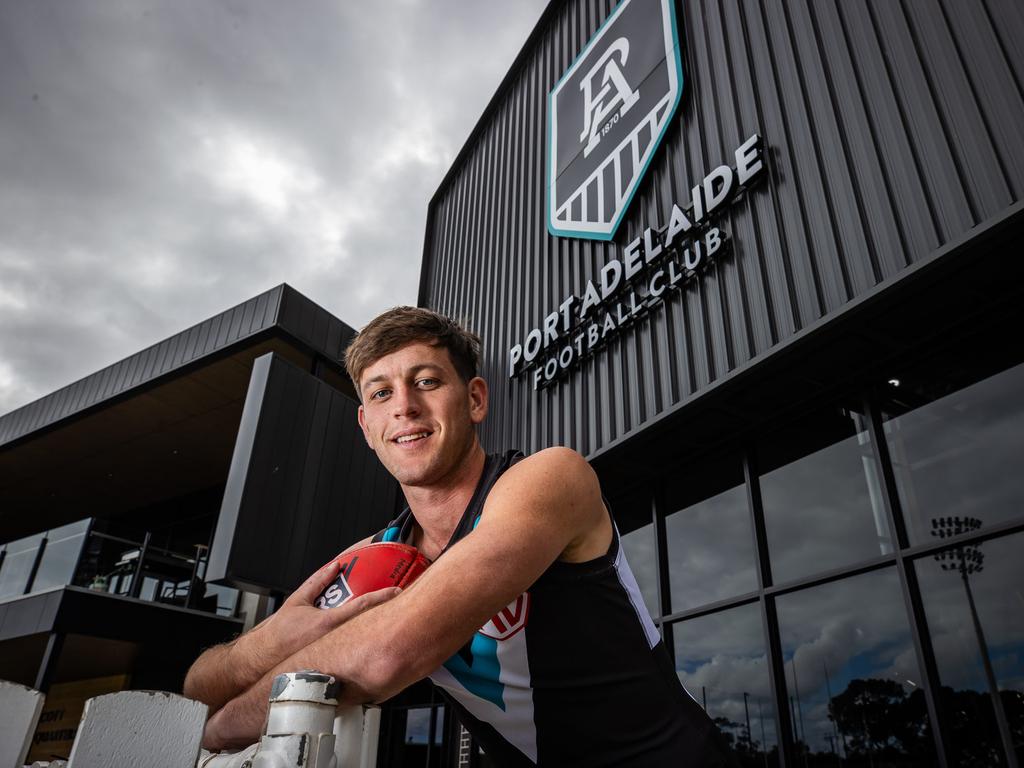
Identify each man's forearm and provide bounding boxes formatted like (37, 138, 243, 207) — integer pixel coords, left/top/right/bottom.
(183, 620, 288, 713)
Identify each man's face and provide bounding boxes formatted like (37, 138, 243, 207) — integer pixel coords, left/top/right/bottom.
(356, 341, 487, 487)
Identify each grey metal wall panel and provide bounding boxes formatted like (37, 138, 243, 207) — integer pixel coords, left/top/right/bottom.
(420, 0, 1024, 459)
(207, 352, 398, 594)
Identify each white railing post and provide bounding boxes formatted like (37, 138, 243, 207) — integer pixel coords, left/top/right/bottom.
(0, 680, 45, 768)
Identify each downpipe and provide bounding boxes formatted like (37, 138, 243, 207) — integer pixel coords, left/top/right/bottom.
(199, 672, 379, 768)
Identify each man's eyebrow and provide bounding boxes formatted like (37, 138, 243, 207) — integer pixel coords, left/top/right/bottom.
(360, 363, 446, 392)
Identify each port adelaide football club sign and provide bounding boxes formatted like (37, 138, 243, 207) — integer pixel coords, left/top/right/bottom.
(547, 0, 683, 240)
(514, 0, 766, 389)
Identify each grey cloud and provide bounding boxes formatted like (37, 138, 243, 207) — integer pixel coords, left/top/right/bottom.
(0, 0, 547, 414)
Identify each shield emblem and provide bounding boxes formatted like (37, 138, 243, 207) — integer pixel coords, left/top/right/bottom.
(479, 593, 531, 640)
(547, 0, 684, 241)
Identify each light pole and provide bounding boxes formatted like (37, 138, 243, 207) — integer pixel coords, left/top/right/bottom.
(931, 516, 1018, 768)
(743, 691, 752, 753)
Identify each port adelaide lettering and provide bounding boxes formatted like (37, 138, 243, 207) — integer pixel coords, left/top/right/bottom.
(510, 134, 764, 390)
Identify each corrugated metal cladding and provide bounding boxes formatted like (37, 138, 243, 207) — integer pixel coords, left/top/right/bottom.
(0, 284, 354, 450)
(207, 352, 398, 594)
(420, 0, 1024, 459)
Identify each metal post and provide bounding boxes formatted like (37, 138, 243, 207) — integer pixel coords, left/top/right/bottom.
(130, 531, 152, 599)
(23, 536, 48, 594)
(33, 632, 64, 692)
(652, 482, 673, 650)
(864, 395, 951, 767)
(744, 449, 794, 767)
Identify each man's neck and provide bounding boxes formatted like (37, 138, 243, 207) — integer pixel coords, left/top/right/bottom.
(401, 443, 487, 560)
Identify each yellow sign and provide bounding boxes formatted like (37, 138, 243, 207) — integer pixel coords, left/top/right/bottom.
(27, 674, 129, 763)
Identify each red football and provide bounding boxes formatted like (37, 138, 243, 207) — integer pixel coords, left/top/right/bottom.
(314, 542, 430, 610)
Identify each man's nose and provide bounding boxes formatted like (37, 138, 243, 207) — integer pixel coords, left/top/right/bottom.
(390, 385, 421, 417)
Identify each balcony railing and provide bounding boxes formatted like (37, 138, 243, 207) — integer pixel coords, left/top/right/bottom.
(0, 519, 237, 617)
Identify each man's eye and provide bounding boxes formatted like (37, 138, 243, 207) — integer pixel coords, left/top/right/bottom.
(416, 378, 439, 388)
(370, 389, 391, 400)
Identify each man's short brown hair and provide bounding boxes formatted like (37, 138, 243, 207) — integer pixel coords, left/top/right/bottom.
(344, 306, 481, 395)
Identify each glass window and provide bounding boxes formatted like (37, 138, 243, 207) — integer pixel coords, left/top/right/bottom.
(31, 519, 89, 593)
(760, 410, 892, 584)
(621, 522, 659, 618)
(673, 602, 779, 765)
(0, 534, 44, 599)
(666, 483, 757, 613)
(883, 361, 1024, 545)
(915, 531, 1024, 766)
(404, 707, 432, 745)
(775, 568, 936, 765)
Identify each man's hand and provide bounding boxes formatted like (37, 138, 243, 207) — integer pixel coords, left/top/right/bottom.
(262, 559, 402, 660)
(183, 552, 399, 714)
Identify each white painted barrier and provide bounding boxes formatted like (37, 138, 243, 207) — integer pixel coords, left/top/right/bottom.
(0, 680, 45, 768)
(66, 691, 207, 768)
(3, 672, 377, 768)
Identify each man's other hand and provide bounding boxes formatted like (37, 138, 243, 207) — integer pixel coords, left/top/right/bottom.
(262, 558, 402, 659)
(183, 551, 399, 716)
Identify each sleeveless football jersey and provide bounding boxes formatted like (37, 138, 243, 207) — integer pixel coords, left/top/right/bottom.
(371, 450, 735, 767)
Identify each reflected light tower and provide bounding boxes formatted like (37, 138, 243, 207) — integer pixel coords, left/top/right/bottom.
(931, 516, 1018, 768)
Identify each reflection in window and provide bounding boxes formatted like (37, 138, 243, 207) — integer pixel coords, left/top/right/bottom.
(760, 412, 892, 584)
(621, 523, 659, 618)
(31, 519, 89, 593)
(916, 532, 1024, 766)
(775, 568, 935, 765)
(666, 483, 757, 613)
(674, 603, 778, 765)
(0, 534, 44, 599)
(884, 361, 1024, 545)
(405, 706, 433, 745)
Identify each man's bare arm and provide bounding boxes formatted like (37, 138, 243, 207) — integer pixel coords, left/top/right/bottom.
(202, 447, 610, 749)
(182, 535, 394, 713)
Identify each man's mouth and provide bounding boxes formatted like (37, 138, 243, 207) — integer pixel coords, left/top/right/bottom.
(393, 431, 432, 444)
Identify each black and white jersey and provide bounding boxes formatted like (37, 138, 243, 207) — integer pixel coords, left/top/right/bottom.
(372, 450, 734, 767)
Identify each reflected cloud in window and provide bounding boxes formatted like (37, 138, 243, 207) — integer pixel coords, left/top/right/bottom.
(884, 360, 1024, 545)
(674, 603, 778, 765)
(760, 411, 892, 585)
(666, 483, 757, 614)
(775, 568, 935, 764)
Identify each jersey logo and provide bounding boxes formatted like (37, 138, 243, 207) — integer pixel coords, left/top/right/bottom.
(479, 593, 530, 641)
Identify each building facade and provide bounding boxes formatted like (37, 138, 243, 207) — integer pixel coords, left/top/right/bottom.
(416, 0, 1024, 765)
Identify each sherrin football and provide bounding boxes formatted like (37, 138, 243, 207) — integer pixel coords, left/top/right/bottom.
(314, 542, 431, 610)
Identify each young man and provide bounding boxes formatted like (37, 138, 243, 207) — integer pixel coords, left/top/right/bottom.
(186, 307, 733, 766)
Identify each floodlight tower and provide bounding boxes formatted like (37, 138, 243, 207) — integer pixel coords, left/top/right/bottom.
(931, 516, 1017, 768)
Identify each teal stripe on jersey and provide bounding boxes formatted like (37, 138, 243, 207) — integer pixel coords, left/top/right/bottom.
(443, 633, 505, 711)
(381, 526, 401, 542)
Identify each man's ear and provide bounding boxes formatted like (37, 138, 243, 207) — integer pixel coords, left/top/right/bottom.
(468, 376, 488, 425)
(357, 404, 375, 450)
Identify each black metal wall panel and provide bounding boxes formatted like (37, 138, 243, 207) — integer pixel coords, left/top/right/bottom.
(206, 353, 398, 594)
(420, 0, 1024, 459)
(277, 284, 356, 363)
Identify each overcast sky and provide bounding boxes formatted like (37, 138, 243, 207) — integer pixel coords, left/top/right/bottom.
(0, 0, 547, 416)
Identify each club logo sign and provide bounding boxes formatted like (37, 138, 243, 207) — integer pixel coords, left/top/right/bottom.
(548, 0, 684, 241)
